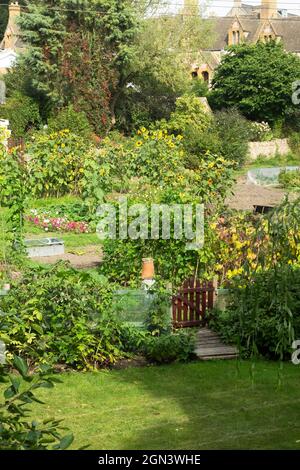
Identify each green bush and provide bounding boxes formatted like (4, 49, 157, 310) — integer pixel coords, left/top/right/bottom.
(160, 94, 212, 138)
(0, 356, 74, 450)
(189, 79, 209, 98)
(288, 132, 300, 155)
(47, 105, 92, 141)
(144, 331, 195, 364)
(0, 92, 41, 138)
(214, 108, 250, 166)
(119, 325, 149, 354)
(210, 266, 300, 359)
(119, 324, 195, 364)
(278, 169, 300, 190)
(0, 264, 124, 369)
(145, 290, 172, 336)
(249, 121, 273, 142)
(182, 122, 221, 165)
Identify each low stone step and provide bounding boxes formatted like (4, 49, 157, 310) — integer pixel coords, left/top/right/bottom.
(196, 339, 228, 345)
(195, 346, 238, 355)
(198, 354, 238, 360)
(194, 327, 239, 360)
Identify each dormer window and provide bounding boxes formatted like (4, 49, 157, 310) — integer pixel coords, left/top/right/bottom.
(232, 30, 241, 45)
(264, 34, 273, 42)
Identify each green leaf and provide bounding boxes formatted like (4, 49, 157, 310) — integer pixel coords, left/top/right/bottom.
(4, 386, 15, 399)
(56, 433, 74, 450)
(13, 355, 29, 378)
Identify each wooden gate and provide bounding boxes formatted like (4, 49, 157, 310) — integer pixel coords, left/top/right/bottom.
(8, 137, 25, 151)
(172, 278, 215, 328)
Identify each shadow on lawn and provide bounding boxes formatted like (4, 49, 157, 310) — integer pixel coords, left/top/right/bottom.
(111, 360, 293, 450)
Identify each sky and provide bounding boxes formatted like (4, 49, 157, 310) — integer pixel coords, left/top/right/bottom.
(161, 1, 300, 17)
(207, 1, 299, 17)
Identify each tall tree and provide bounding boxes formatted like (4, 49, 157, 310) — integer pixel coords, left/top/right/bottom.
(17, 0, 213, 133)
(18, 0, 138, 132)
(114, 1, 214, 129)
(210, 41, 300, 124)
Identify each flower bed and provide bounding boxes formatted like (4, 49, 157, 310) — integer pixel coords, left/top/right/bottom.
(27, 209, 89, 233)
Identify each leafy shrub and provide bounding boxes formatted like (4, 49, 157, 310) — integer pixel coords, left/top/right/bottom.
(214, 108, 250, 166)
(0, 355, 74, 450)
(189, 79, 209, 98)
(288, 132, 300, 155)
(163, 94, 212, 136)
(278, 169, 300, 190)
(26, 130, 92, 197)
(210, 41, 300, 124)
(249, 121, 273, 142)
(119, 324, 195, 364)
(47, 105, 92, 141)
(0, 264, 124, 369)
(183, 122, 221, 164)
(210, 266, 300, 359)
(145, 290, 172, 336)
(118, 325, 149, 354)
(144, 331, 195, 364)
(0, 92, 41, 138)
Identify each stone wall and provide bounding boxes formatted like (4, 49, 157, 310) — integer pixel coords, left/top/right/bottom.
(248, 138, 290, 161)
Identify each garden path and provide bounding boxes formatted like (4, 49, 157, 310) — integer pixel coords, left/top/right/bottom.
(33, 244, 102, 269)
(226, 175, 295, 211)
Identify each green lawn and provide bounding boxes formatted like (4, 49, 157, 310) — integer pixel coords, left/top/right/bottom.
(29, 360, 300, 450)
(23, 230, 100, 249)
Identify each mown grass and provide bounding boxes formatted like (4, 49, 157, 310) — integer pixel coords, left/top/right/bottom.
(28, 360, 300, 450)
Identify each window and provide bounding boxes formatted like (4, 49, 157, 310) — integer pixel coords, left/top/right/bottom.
(263, 34, 273, 42)
(202, 71, 209, 82)
(232, 30, 241, 45)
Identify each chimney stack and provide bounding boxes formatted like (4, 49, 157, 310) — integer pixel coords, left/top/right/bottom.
(261, 0, 278, 20)
(8, 1, 21, 18)
(1, 2, 22, 50)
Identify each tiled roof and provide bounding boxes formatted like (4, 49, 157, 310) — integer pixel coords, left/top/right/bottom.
(206, 17, 300, 52)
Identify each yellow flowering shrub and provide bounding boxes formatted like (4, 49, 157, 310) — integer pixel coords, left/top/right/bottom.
(27, 130, 92, 197)
(209, 200, 300, 286)
(0, 125, 11, 148)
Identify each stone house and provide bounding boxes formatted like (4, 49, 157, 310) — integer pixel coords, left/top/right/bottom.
(193, 0, 300, 85)
(0, 2, 25, 74)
